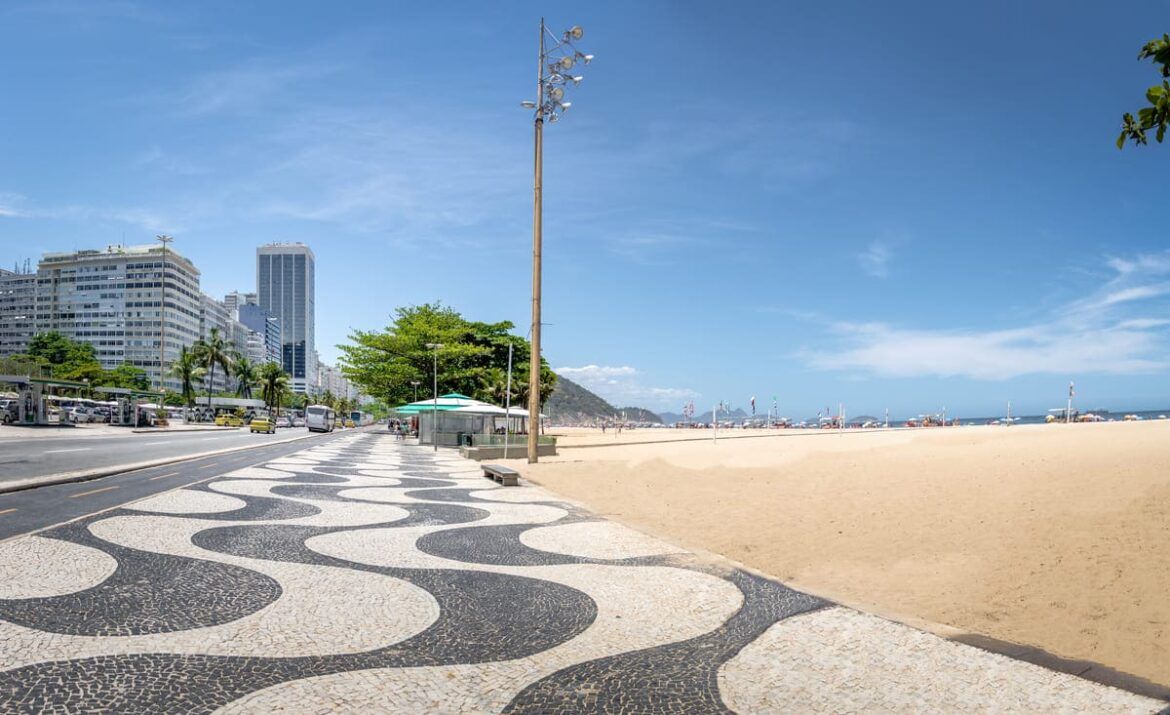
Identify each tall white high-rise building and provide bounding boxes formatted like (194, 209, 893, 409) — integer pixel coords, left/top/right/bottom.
(33, 245, 203, 390)
(0, 267, 38, 357)
(256, 243, 315, 393)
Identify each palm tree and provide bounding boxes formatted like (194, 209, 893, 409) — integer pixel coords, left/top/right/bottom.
(195, 328, 233, 397)
(259, 361, 290, 417)
(232, 355, 258, 399)
(167, 346, 206, 420)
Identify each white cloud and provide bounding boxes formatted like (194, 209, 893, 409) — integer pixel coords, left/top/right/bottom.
(809, 322, 1165, 380)
(0, 193, 28, 218)
(802, 251, 1170, 380)
(556, 365, 699, 410)
(857, 240, 892, 278)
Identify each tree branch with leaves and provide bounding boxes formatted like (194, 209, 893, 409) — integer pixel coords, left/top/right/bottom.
(1118, 34, 1170, 148)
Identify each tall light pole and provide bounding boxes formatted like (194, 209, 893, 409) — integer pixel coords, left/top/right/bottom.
(520, 20, 592, 463)
(155, 234, 173, 392)
(425, 343, 443, 451)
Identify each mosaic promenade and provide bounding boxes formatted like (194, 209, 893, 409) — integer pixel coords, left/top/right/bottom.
(0, 433, 1161, 713)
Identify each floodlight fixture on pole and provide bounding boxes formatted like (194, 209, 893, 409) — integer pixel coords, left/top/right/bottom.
(520, 17, 593, 463)
(155, 234, 174, 392)
(425, 343, 443, 451)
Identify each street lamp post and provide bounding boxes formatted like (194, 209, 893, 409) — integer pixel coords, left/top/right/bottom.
(425, 343, 443, 452)
(155, 234, 173, 392)
(520, 19, 592, 463)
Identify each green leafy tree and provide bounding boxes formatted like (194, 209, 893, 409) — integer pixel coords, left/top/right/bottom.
(337, 303, 556, 407)
(106, 364, 150, 391)
(259, 361, 291, 417)
(17, 331, 101, 379)
(232, 355, 258, 399)
(1118, 34, 1170, 148)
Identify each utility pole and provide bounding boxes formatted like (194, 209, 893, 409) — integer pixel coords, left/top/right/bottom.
(426, 343, 443, 451)
(156, 235, 173, 392)
(504, 342, 514, 459)
(520, 18, 591, 464)
(528, 24, 545, 464)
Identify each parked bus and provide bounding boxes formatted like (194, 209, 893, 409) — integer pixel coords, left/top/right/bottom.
(305, 404, 336, 433)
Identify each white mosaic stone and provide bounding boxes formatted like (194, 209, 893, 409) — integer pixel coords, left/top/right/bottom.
(717, 607, 1163, 714)
(520, 521, 684, 560)
(123, 488, 247, 514)
(0, 536, 118, 599)
(0, 516, 441, 668)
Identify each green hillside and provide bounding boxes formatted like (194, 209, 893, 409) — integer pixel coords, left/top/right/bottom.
(545, 375, 616, 423)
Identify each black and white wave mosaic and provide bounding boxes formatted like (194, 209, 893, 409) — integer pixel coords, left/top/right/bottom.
(0, 434, 1160, 713)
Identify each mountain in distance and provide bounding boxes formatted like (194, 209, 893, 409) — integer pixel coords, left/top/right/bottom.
(545, 375, 661, 424)
(615, 407, 662, 424)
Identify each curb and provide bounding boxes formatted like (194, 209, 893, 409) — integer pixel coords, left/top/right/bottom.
(0, 431, 325, 495)
(130, 427, 244, 434)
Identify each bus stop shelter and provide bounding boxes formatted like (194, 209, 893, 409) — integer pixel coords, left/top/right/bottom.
(94, 387, 165, 426)
(0, 375, 88, 425)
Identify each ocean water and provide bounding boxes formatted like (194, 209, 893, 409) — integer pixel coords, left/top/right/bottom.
(951, 409, 1170, 426)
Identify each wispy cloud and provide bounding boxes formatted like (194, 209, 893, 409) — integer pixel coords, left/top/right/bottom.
(165, 60, 342, 116)
(857, 240, 892, 278)
(556, 364, 699, 410)
(0, 193, 28, 218)
(802, 251, 1170, 380)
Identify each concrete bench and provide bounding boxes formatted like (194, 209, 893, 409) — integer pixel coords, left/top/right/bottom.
(482, 464, 519, 487)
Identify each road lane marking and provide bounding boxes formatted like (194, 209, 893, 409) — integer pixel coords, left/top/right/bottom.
(148, 471, 180, 481)
(0, 508, 16, 516)
(44, 448, 93, 454)
(69, 486, 119, 499)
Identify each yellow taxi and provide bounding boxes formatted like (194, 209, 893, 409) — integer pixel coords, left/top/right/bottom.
(249, 416, 275, 434)
(215, 413, 244, 427)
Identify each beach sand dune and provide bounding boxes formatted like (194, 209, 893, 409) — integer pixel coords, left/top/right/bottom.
(507, 421, 1170, 688)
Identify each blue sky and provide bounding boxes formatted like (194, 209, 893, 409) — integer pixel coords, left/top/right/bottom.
(2, 1, 1169, 417)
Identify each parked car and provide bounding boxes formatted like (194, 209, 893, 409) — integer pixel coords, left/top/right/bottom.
(249, 416, 276, 434)
(274, 415, 292, 428)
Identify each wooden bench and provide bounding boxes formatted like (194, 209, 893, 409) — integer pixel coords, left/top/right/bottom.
(482, 464, 520, 487)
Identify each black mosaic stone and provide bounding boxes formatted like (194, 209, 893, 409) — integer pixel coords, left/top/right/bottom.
(502, 570, 828, 714)
(0, 522, 281, 636)
(126, 482, 322, 522)
(0, 434, 842, 713)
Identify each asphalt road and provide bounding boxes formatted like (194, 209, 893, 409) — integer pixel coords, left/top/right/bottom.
(0, 427, 315, 485)
(0, 428, 359, 542)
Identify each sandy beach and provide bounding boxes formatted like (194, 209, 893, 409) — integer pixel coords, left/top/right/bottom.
(504, 421, 1170, 688)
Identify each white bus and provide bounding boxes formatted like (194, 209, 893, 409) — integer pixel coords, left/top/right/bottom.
(305, 404, 336, 433)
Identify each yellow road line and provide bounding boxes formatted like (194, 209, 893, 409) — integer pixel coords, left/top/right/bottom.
(69, 486, 119, 499)
(148, 471, 180, 481)
(0, 508, 16, 516)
